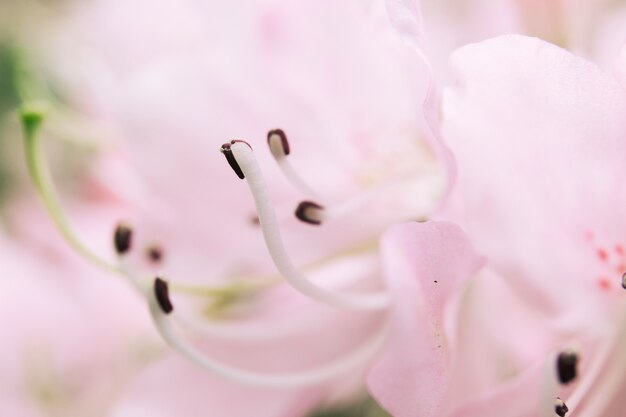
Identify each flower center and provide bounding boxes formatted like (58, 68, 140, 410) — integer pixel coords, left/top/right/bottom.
(20, 110, 395, 388)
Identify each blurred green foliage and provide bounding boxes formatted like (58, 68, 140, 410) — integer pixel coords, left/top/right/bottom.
(309, 395, 391, 417)
(0, 43, 22, 205)
(0, 44, 20, 115)
(0, 39, 96, 215)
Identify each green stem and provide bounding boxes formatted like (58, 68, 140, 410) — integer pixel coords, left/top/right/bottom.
(20, 103, 280, 300)
(20, 103, 121, 273)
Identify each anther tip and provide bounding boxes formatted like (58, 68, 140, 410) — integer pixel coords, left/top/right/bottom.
(114, 222, 133, 255)
(554, 398, 569, 417)
(557, 350, 578, 384)
(147, 245, 163, 263)
(154, 277, 174, 314)
(267, 129, 290, 157)
(621, 272, 626, 290)
(295, 201, 324, 225)
(220, 141, 245, 179)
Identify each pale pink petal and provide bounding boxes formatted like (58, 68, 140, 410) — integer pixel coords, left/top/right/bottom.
(386, 0, 426, 50)
(615, 40, 626, 90)
(385, 0, 457, 203)
(441, 35, 626, 321)
(367, 221, 484, 417)
(442, 268, 564, 415)
(446, 359, 545, 417)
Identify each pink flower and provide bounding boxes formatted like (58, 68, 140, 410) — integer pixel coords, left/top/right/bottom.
(368, 32, 626, 417)
(20, 0, 457, 414)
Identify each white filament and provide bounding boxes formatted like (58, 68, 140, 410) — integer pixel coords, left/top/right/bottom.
(231, 142, 391, 311)
(148, 285, 389, 388)
(268, 132, 322, 200)
(172, 312, 308, 341)
(539, 352, 559, 417)
(117, 255, 151, 295)
(309, 181, 397, 223)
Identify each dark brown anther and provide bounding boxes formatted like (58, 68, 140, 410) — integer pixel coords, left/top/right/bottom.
(114, 222, 133, 255)
(220, 142, 245, 179)
(295, 201, 324, 225)
(154, 277, 174, 314)
(557, 351, 578, 384)
(555, 398, 569, 417)
(621, 272, 626, 290)
(267, 129, 290, 156)
(146, 245, 163, 263)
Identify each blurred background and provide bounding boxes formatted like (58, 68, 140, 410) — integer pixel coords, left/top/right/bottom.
(2, 0, 626, 416)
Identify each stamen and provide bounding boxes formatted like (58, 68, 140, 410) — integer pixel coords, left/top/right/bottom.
(295, 201, 324, 225)
(224, 141, 390, 311)
(565, 308, 626, 414)
(114, 222, 133, 255)
(154, 277, 174, 314)
(20, 105, 120, 274)
(220, 141, 250, 179)
(539, 352, 560, 417)
(267, 129, 290, 157)
(554, 398, 569, 417)
(146, 245, 163, 263)
(21, 109, 227, 300)
(148, 277, 388, 388)
(621, 272, 626, 289)
(557, 350, 578, 384)
(266, 129, 322, 199)
(294, 180, 406, 226)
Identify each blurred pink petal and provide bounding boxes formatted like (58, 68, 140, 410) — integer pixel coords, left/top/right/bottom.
(0, 230, 154, 417)
(384, 0, 457, 203)
(110, 355, 321, 417)
(615, 41, 626, 90)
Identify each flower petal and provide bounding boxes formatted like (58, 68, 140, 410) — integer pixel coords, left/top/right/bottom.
(441, 35, 626, 319)
(385, 0, 458, 203)
(367, 221, 484, 417)
(615, 40, 626, 90)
